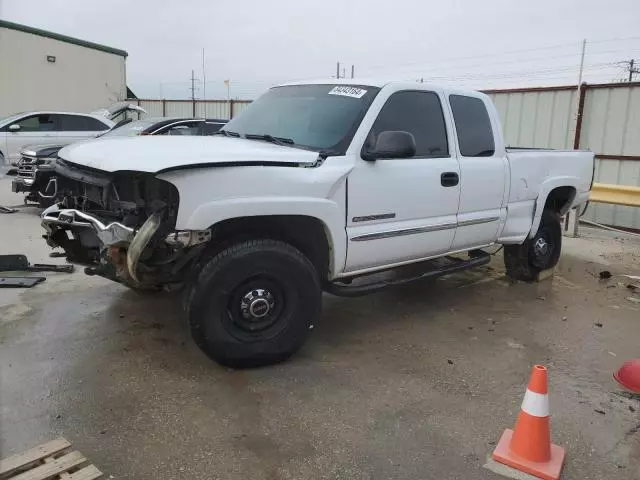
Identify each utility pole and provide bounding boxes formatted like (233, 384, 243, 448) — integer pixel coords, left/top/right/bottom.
(202, 48, 206, 102)
(190, 70, 197, 101)
(351, 64, 354, 79)
(190, 69, 197, 117)
(572, 39, 586, 137)
(336, 61, 340, 79)
(622, 59, 640, 82)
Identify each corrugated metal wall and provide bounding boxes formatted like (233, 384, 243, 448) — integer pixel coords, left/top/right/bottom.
(130, 99, 251, 120)
(578, 85, 640, 229)
(487, 88, 577, 149)
(486, 83, 640, 229)
(129, 82, 640, 229)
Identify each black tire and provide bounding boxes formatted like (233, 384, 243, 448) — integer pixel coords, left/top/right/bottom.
(187, 239, 321, 368)
(38, 196, 56, 209)
(504, 209, 562, 281)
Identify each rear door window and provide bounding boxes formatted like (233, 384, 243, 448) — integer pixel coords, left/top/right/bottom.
(368, 91, 449, 158)
(59, 114, 110, 132)
(202, 122, 225, 135)
(449, 95, 495, 157)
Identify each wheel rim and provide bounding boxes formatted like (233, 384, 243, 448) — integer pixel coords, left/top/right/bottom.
(225, 276, 287, 339)
(531, 227, 554, 268)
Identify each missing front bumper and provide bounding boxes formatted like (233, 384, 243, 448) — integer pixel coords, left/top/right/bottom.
(41, 205, 160, 285)
(41, 205, 210, 286)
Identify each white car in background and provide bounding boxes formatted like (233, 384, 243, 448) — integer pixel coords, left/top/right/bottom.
(0, 102, 145, 164)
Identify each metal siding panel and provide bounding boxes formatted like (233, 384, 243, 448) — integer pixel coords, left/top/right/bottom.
(602, 88, 630, 154)
(612, 160, 640, 228)
(589, 158, 620, 225)
(231, 101, 252, 117)
(581, 88, 609, 153)
(533, 92, 555, 148)
(490, 93, 509, 127)
(165, 102, 193, 117)
(204, 102, 231, 119)
(503, 93, 523, 147)
(558, 90, 577, 149)
(518, 92, 538, 147)
(622, 86, 640, 155)
(138, 100, 162, 118)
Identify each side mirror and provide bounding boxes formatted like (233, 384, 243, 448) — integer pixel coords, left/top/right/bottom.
(8, 124, 21, 132)
(362, 130, 416, 161)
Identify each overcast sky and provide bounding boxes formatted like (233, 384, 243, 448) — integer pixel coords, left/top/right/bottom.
(2, 0, 640, 99)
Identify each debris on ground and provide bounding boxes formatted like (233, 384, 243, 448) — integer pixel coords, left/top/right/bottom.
(0, 254, 74, 274)
(0, 205, 18, 214)
(447, 359, 454, 365)
(599, 270, 612, 279)
(595, 322, 603, 328)
(0, 277, 46, 288)
(626, 297, 640, 304)
(595, 409, 606, 415)
(562, 316, 568, 321)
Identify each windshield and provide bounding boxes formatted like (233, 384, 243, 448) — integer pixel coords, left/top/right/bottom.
(100, 119, 160, 137)
(0, 112, 27, 126)
(222, 84, 380, 153)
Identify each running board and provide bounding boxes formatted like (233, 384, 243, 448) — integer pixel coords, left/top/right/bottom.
(324, 250, 491, 297)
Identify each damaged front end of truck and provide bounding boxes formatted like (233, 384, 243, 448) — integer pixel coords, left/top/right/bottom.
(40, 158, 209, 289)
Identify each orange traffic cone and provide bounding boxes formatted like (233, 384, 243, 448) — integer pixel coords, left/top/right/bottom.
(492, 365, 566, 480)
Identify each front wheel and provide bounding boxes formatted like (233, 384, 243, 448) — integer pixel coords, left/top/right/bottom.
(188, 239, 322, 368)
(504, 209, 562, 281)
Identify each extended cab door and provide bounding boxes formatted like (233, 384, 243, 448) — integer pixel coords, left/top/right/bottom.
(345, 89, 461, 273)
(447, 94, 508, 250)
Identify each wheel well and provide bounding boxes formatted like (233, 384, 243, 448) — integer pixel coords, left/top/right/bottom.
(544, 186, 576, 215)
(206, 215, 332, 280)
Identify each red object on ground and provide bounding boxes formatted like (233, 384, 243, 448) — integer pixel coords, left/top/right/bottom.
(492, 365, 566, 480)
(614, 359, 640, 393)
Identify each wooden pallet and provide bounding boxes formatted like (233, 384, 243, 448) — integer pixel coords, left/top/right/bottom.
(0, 438, 102, 480)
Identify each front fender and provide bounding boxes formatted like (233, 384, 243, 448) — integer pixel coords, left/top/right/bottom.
(528, 176, 579, 238)
(179, 196, 346, 280)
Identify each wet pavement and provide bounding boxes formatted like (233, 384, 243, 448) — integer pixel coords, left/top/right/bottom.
(1, 177, 639, 479)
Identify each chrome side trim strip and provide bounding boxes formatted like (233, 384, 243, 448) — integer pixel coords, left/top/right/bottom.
(351, 222, 457, 242)
(350, 216, 500, 242)
(457, 216, 500, 227)
(352, 213, 396, 222)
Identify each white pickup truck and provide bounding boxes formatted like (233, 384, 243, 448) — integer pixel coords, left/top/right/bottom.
(40, 80, 594, 367)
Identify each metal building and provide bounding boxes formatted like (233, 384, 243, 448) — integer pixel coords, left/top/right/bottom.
(0, 20, 127, 117)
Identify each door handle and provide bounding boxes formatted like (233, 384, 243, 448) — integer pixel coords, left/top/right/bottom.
(441, 172, 459, 187)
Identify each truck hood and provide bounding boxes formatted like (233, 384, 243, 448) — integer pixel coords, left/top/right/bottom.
(57, 136, 322, 173)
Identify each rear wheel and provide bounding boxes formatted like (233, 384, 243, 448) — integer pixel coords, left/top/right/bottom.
(188, 239, 321, 368)
(504, 209, 562, 281)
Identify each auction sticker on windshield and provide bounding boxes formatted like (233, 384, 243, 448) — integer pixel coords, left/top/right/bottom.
(328, 86, 368, 98)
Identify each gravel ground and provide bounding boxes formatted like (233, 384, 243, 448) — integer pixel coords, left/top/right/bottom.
(1, 176, 639, 479)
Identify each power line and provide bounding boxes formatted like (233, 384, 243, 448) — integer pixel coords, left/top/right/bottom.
(358, 37, 640, 74)
(619, 59, 640, 81)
